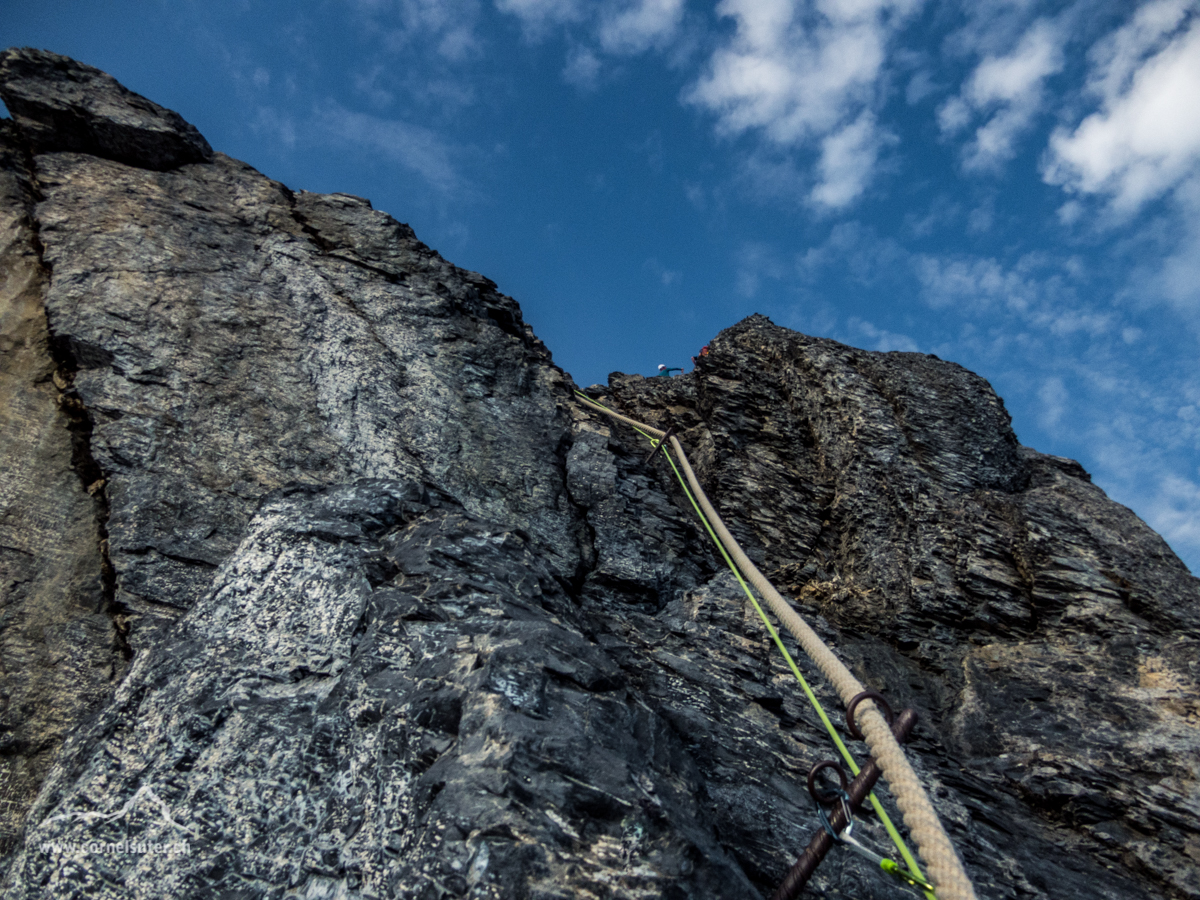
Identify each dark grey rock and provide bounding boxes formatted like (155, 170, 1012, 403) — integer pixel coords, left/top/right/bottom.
(2, 51, 1198, 900)
(0, 117, 123, 861)
(604, 316, 1200, 898)
(6, 482, 753, 899)
(0, 48, 213, 170)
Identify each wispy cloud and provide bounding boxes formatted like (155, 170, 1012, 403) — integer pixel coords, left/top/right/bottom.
(353, 0, 485, 60)
(845, 316, 920, 352)
(337, 0, 486, 126)
(497, 0, 684, 69)
(1042, 1, 1200, 214)
(644, 257, 682, 286)
(251, 106, 298, 149)
(353, 65, 396, 108)
(938, 17, 1066, 172)
(732, 240, 787, 298)
(495, 0, 586, 38)
(1158, 175, 1200, 312)
(1142, 474, 1200, 564)
(795, 220, 908, 286)
(563, 44, 601, 88)
(597, 0, 685, 54)
(1037, 375, 1069, 430)
(684, 0, 919, 208)
(915, 254, 1034, 313)
(914, 251, 1111, 337)
(318, 102, 463, 193)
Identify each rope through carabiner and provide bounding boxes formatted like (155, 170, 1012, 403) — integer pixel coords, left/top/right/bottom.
(573, 390, 939, 897)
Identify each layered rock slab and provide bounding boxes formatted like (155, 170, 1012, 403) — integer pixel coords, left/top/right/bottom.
(0, 48, 213, 170)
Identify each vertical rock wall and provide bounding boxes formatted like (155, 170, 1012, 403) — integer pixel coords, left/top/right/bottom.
(1, 47, 1198, 900)
(0, 118, 121, 859)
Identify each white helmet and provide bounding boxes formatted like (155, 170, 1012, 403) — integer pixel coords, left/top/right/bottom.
(658, 364, 666, 370)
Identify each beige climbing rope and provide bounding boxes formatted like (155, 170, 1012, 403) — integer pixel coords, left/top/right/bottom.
(574, 391, 978, 900)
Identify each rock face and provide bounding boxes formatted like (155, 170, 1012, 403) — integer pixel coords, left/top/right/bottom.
(0, 47, 1197, 900)
(0, 48, 212, 170)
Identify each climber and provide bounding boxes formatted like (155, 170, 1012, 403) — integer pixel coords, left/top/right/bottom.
(691, 345, 709, 367)
(657, 364, 683, 377)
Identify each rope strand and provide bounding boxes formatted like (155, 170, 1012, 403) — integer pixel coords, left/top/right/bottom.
(573, 390, 977, 900)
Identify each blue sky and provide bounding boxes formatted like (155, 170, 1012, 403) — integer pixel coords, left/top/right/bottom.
(4, 0, 1199, 573)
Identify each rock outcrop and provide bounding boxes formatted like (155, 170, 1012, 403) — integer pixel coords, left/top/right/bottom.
(1, 48, 1197, 900)
(0, 48, 212, 170)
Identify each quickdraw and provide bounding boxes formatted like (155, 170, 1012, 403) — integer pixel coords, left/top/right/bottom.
(812, 771, 935, 894)
(770, 704, 925, 900)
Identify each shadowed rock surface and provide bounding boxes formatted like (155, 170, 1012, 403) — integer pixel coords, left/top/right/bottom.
(0, 48, 1197, 900)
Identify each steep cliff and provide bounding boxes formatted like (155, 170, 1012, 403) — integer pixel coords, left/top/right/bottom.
(0, 48, 1197, 900)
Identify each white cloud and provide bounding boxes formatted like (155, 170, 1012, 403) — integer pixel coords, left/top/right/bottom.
(940, 1, 1045, 60)
(685, 0, 920, 207)
(1043, 6, 1200, 214)
(683, 182, 706, 209)
(811, 111, 892, 208)
(845, 317, 920, 352)
(1158, 175, 1200, 311)
(905, 69, 937, 104)
(643, 257, 683, 286)
(1037, 376, 1068, 430)
(363, 0, 483, 60)
(967, 19, 1062, 105)
(939, 18, 1066, 172)
(1084, 0, 1193, 103)
(1043, 375, 1200, 574)
(936, 96, 970, 132)
(563, 45, 601, 88)
(795, 219, 907, 285)
(496, 0, 683, 86)
(903, 194, 959, 237)
(1056, 198, 1083, 224)
(494, 0, 585, 37)
(1142, 474, 1200, 567)
(318, 103, 461, 192)
(689, 0, 903, 141)
(914, 252, 1109, 337)
(735, 151, 809, 203)
(915, 254, 1034, 312)
(496, 0, 683, 51)
(967, 196, 994, 233)
(733, 241, 786, 298)
(598, 0, 685, 54)
(252, 107, 298, 149)
(354, 66, 395, 107)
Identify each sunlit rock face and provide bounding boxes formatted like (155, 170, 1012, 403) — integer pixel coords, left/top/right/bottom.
(1, 47, 1197, 900)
